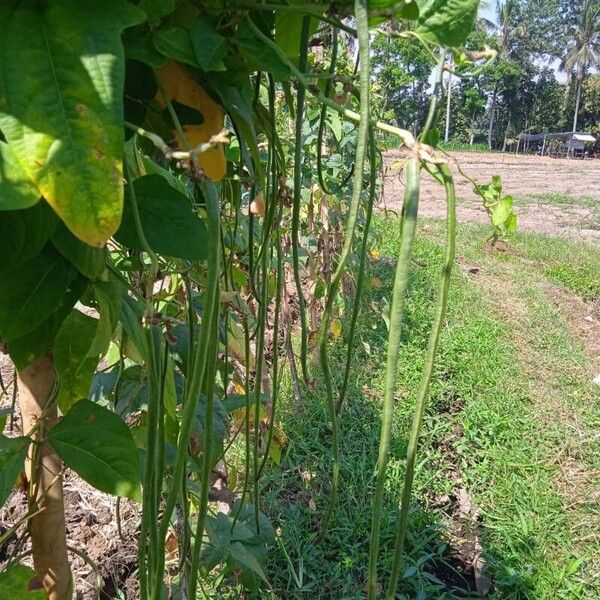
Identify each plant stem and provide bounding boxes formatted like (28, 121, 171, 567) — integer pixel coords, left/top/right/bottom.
(291, 15, 312, 385)
(336, 128, 378, 414)
(317, 0, 371, 535)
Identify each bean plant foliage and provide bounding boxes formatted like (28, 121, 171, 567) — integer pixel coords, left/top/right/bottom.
(0, 0, 505, 598)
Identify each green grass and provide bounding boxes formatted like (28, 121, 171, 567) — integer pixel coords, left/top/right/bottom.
(501, 230, 600, 301)
(438, 141, 494, 153)
(216, 218, 600, 599)
(515, 193, 598, 208)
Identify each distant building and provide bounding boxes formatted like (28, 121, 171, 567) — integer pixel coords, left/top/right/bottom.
(516, 131, 597, 158)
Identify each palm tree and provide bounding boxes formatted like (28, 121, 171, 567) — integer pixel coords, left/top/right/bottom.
(487, 0, 524, 149)
(443, 1, 495, 144)
(560, 0, 600, 132)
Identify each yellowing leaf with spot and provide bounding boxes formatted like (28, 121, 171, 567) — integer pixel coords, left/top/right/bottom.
(226, 319, 255, 369)
(371, 277, 383, 288)
(156, 61, 226, 181)
(0, 1, 143, 246)
(329, 319, 342, 340)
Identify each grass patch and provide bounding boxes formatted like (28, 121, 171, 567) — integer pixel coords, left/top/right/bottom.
(506, 231, 600, 301)
(516, 192, 598, 208)
(246, 218, 600, 599)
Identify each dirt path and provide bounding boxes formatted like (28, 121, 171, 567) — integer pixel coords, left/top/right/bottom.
(383, 151, 600, 242)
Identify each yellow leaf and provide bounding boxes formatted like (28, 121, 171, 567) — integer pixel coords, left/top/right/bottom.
(226, 319, 255, 369)
(329, 319, 342, 340)
(369, 249, 381, 260)
(155, 61, 226, 181)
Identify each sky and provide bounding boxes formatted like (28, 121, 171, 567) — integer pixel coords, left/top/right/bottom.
(480, 1, 500, 27)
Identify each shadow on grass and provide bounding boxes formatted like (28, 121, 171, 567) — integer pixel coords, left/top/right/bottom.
(260, 235, 539, 599)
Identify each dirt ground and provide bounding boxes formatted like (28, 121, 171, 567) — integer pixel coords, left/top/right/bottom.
(383, 151, 600, 242)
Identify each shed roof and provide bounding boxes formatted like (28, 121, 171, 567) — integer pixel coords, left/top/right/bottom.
(519, 131, 597, 143)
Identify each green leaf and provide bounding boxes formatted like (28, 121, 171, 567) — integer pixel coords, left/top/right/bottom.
(230, 541, 269, 583)
(0, 244, 78, 342)
(7, 274, 87, 371)
(139, 0, 176, 20)
(153, 26, 198, 66)
(0, 1, 144, 246)
(52, 222, 107, 280)
(140, 155, 188, 195)
(0, 141, 40, 211)
(0, 202, 59, 276)
(48, 399, 141, 501)
(121, 295, 149, 363)
(88, 279, 123, 357)
(54, 310, 101, 413)
(0, 435, 29, 506)
(191, 394, 228, 467)
(124, 29, 168, 69)
(0, 563, 47, 599)
(191, 19, 228, 71)
(505, 211, 518, 232)
(491, 196, 514, 227)
(369, 0, 420, 24)
(234, 21, 291, 80)
(115, 174, 207, 261)
(274, 8, 320, 60)
(416, 0, 479, 47)
(327, 109, 343, 143)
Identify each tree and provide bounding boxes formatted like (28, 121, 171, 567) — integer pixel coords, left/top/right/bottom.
(560, 0, 600, 131)
(371, 33, 435, 134)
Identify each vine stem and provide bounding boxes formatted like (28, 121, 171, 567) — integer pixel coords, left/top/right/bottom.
(336, 127, 378, 415)
(386, 163, 457, 598)
(245, 19, 445, 162)
(367, 158, 421, 600)
(317, 0, 370, 535)
(221, 2, 357, 35)
(184, 182, 221, 598)
(291, 15, 311, 384)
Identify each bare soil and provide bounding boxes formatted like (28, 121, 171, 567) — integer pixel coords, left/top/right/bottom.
(383, 151, 600, 242)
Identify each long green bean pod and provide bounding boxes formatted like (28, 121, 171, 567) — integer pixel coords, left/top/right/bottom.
(189, 298, 221, 598)
(336, 128, 378, 415)
(317, 0, 371, 534)
(125, 160, 160, 598)
(367, 158, 421, 600)
(291, 15, 311, 384)
(257, 206, 284, 480)
(154, 181, 221, 598)
(231, 315, 252, 531)
(385, 164, 456, 598)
